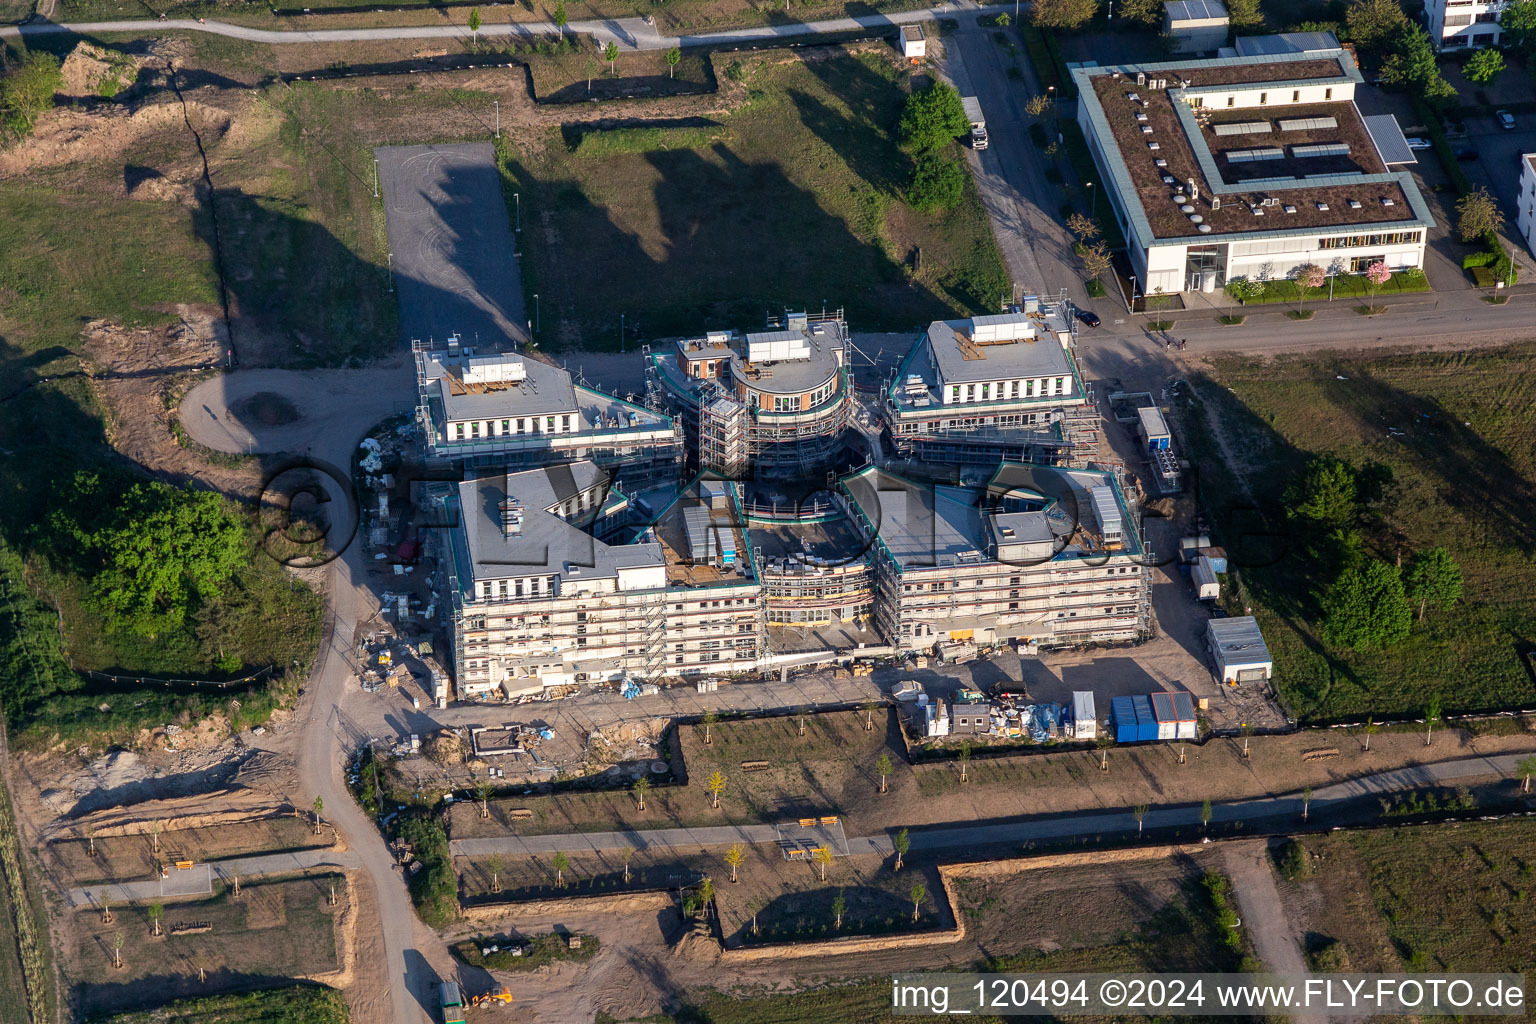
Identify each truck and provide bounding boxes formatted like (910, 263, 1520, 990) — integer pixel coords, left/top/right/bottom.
(440, 981, 467, 1024)
(961, 95, 988, 150)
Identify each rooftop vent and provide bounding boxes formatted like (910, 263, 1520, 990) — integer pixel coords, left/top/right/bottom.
(1198, 223, 1213, 233)
(1226, 146, 1285, 163)
(1381, 197, 1396, 207)
(1316, 201, 1329, 211)
(499, 496, 525, 538)
(1155, 158, 1169, 167)
(1213, 120, 1271, 137)
(1283, 203, 1297, 214)
(1347, 198, 1362, 209)
(1277, 116, 1339, 131)
(1291, 142, 1351, 159)
(1147, 141, 1161, 150)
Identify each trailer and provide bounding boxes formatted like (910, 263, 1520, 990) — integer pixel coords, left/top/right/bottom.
(961, 95, 989, 150)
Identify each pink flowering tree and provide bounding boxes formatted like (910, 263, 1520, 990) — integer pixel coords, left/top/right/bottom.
(1364, 261, 1391, 308)
(1293, 262, 1325, 315)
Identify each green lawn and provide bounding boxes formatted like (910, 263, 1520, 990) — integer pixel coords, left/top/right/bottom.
(504, 48, 1010, 350)
(92, 985, 350, 1024)
(1187, 344, 1536, 722)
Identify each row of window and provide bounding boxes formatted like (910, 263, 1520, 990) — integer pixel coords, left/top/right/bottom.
(946, 377, 1066, 404)
(1194, 87, 1336, 109)
(1440, 32, 1498, 45)
(452, 413, 575, 441)
(1318, 231, 1424, 250)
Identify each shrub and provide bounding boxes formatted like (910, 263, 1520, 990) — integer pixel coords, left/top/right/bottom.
(1273, 838, 1307, 880)
(907, 152, 966, 213)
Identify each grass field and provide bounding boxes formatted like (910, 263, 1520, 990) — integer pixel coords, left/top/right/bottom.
(1187, 344, 1536, 722)
(94, 985, 350, 1023)
(0, 779, 53, 1024)
(71, 875, 345, 1019)
(504, 47, 1010, 350)
(1291, 819, 1536, 976)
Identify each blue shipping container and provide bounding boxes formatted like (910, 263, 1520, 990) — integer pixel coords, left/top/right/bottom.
(1111, 696, 1139, 744)
(1132, 695, 1159, 742)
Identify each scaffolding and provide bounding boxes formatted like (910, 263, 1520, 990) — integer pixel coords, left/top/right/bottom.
(698, 384, 749, 479)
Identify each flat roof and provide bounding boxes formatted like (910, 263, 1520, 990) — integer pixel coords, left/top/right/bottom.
(925, 316, 1074, 385)
(1207, 615, 1272, 663)
(1362, 114, 1416, 166)
(1234, 31, 1340, 56)
(1166, 0, 1228, 21)
(731, 324, 843, 396)
(456, 462, 662, 583)
(1203, 102, 1385, 182)
(1074, 52, 1434, 245)
(422, 349, 671, 433)
(842, 469, 990, 570)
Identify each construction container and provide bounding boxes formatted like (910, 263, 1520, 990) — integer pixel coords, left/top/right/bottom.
(1207, 616, 1272, 683)
(1203, 546, 1228, 573)
(682, 505, 714, 564)
(1137, 406, 1172, 452)
(1111, 696, 1139, 743)
(1192, 556, 1220, 600)
(1071, 690, 1097, 740)
(1179, 535, 1212, 563)
(1150, 691, 1197, 740)
(1131, 695, 1159, 742)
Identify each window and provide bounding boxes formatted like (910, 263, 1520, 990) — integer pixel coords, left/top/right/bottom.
(981, 383, 990, 401)
(1010, 381, 1019, 398)
(1444, 13, 1472, 24)
(966, 384, 976, 402)
(471, 421, 481, 438)
(1054, 377, 1065, 394)
(561, 414, 572, 431)
(454, 422, 465, 440)
(1324, 87, 1333, 100)
(546, 416, 556, 432)
(1226, 95, 1235, 107)
(1291, 90, 1299, 102)
(1348, 254, 1387, 273)
(1472, 31, 1495, 43)
(1318, 230, 1423, 249)
(1475, 11, 1498, 22)
(500, 419, 510, 434)
(1025, 379, 1035, 397)
(950, 385, 961, 402)
(1259, 92, 1268, 105)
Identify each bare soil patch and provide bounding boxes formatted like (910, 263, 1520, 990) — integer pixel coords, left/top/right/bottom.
(230, 391, 301, 427)
(47, 816, 330, 888)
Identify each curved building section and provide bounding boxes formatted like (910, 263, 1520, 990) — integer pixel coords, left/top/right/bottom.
(647, 310, 853, 477)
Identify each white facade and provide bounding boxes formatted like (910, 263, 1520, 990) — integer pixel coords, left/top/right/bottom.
(1426, 0, 1505, 48)
(1074, 51, 1434, 296)
(900, 24, 926, 59)
(1519, 154, 1536, 260)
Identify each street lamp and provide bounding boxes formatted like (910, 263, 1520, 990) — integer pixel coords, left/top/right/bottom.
(494, 100, 499, 140)
(1086, 181, 1096, 221)
(620, 313, 626, 353)
(514, 192, 521, 233)
(533, 293, 540, 333)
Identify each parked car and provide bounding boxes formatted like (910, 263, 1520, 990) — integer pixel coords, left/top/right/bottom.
(1498, 110, 1516, 130)
(1075, 308, 1101, 328)
(1455, 147, 1479, 161)
(1405, 137, 1431, 150)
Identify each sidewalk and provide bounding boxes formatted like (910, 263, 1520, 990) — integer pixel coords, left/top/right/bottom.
(64, 847, 361, 908)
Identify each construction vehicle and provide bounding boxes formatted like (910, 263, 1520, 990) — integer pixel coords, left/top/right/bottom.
(470, 986, 513, 1007)
(440, 981, 467, 1024)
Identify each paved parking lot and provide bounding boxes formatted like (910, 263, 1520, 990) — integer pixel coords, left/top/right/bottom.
(376, 143, 528, 347)
(1453, 113, 1536, 258)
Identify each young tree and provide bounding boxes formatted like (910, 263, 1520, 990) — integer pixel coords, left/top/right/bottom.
(313, 796, 325, 835)
(604, 39, 619, 73)
(724, 843, 745, 884)
(1346, 0, 1408, 56)
(700, 708, 717, 745)
(1424, 696, 1441, 747)
(706, 769, 727, 809)
(633, 775, 651, 811)
(149, 821, 162, 854)
(1066, 212, 1099, 244)
(100, 889, 113, 924)
(1463, 48, 1504, 84)
(1241, 722, 1254, 759)
(1301, 785, 1313, 821)
(586, 55, 599, 92)
(1324, 558, 1412, 651)
(994, 10, 1011, 24)
(1024, 93, 1054, 119)
(231, 871, 241, 899)
(467, 7, 481, 42)
(893, 827, 910, 871)
(812, 845, 833, 882)
(665, 46, 681, 79)
(622, 847, 633, 885)
(1456, 186, 1505, 243)
(148, 901, 163, 937)
(910, 881, 926, 922)
(1079, 240, 1114, 282)
(0, 51, 63, 141)
(84, 825, 96, 857)
(1518, 755, 1536, 794)
(797, 707, 810, 737)
(1362, 716, 1378, 751)
(697, 876, 715, 918)
(831, 888, 846, 930)
(1293, 262, 1325, 315)
(488, 854, 504, 894)
(907, 153, 966, 214)
(552, 850, 569, 888)
(898, 82, 969, 154)
(554, 0, 567, 38)
(1224, 0, 1262, 27)
(1363, 259, 1392, 306)
(1403, 547, 1462, 621)
(476, 782, 493, 819)
(1199, 799, 1212, 833)
(1132, 803, 1148, 835)
(1502, 0, 1536, 58)
(861, 700, 879, 731)
(876, 753, 893, 794)
(958, 741, 971, 783)
(111, 931, 124, 969)
(1031, 0, 1099, 30)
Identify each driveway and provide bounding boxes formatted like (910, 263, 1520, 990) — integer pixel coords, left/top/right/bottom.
(1453, 114, 1536, 259)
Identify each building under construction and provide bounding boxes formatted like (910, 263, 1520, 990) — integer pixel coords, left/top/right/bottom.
(881, 301, 1100, 467)
(840, 462, 1152, 653)
(437, 464, 763, 698)
(414, 334, 683, 487)
(647, 310, 853, 478)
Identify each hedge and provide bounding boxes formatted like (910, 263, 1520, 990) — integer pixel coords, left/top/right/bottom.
(1411, 94, 1472, 196)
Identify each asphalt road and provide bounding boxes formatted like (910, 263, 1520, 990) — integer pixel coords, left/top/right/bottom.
(377, 143, 528, 348)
